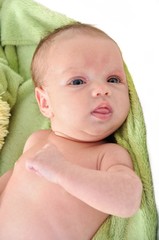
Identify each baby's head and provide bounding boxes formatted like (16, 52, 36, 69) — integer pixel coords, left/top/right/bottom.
(31, 23, 114, 88)
(31, 23, 130, 142)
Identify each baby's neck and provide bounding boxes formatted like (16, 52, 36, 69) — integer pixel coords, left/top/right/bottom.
(49, 131, 106, 147)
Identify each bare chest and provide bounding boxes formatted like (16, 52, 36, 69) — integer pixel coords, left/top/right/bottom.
(0, 172, 107, 240)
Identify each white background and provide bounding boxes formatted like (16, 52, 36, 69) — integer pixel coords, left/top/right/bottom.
(35, 0, 159, 224)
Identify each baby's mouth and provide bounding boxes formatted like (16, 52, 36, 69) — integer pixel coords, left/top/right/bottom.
(91, 104, 112, 120)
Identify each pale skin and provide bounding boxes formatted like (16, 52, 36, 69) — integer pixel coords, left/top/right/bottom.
(0, 29, 143, 240)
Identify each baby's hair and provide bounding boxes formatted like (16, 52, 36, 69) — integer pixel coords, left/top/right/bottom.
(31, 22, 115, 87)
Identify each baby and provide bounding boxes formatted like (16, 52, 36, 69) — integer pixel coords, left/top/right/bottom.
(0, 23, 142, 240)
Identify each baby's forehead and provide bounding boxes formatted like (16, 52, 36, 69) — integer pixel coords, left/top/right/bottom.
(45, 27, 112, 50)
(34, 24, 116, 68)
(41, 29, 121, 67)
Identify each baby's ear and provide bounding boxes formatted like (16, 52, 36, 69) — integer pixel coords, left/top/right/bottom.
(35, 87, 53, 118)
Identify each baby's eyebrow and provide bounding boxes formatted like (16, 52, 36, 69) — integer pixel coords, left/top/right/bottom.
(107, 69, 126, 78)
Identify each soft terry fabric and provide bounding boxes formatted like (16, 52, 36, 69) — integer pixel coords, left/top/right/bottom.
(0, 97, 10, 150)
(0, 0, 157, 239)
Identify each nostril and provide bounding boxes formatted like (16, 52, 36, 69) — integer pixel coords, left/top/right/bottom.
(92, 85, 111, 97)
(96, 91, 109, 96)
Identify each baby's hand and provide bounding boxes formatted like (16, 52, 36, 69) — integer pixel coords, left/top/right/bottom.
(26, 143, 67, 184)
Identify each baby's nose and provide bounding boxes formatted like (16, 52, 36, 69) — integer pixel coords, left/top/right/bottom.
(92, 84, 111, 97)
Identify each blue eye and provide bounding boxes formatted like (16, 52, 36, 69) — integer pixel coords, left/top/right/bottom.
(107, 77, 120, 83)
(70, 79, 86, 85)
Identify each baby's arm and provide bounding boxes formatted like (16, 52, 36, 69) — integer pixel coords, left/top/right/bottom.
(26, 143, 142, 218)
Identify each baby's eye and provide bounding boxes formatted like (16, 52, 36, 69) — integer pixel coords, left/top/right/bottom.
(107, 77, 120, 84)
(70, 79, 86, 85)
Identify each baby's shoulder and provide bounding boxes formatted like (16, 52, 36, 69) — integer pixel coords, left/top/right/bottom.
(100, 143, 128, 154)
(98, 143, 133, 170)
(23, 129, 51, 152)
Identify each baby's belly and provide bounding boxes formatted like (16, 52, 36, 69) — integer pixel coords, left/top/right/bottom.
(0, 177, 107, 240)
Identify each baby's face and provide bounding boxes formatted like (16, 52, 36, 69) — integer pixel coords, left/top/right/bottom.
(38, 34, 130, 142)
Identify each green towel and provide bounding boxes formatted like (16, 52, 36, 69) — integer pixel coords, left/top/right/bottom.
(0, 0, 157, 239)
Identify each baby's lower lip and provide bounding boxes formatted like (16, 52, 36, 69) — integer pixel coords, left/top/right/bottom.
(91, 107, 112, 120)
